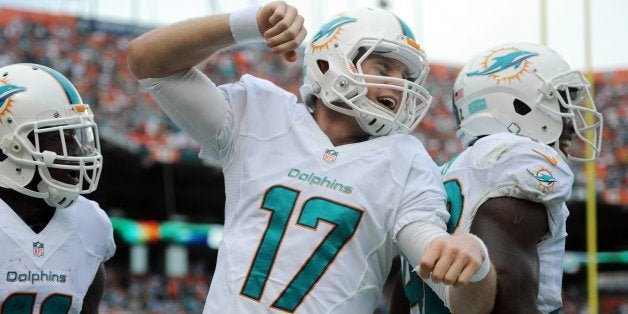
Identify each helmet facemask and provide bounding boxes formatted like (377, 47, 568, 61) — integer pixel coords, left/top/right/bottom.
(535, 70, 603, 162)
(8, 105, 103, 208)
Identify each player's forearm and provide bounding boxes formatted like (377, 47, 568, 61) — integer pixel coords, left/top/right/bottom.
(410, 231, 491, 311)
(127, 13, 234, 79)
(449, 264, 496, 313)
(396, 221, 448, 270)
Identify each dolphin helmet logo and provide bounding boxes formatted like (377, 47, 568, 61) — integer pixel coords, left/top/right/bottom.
(311, 16, 357, 52)
(527, 166, 558, 193)
(467, 46, 539, 84)
(0, 82, 26, 120)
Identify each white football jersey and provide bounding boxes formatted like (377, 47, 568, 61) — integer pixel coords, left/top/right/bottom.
(401, 132, 573, 314)
(0, 196, 116, 314)
(143, 72, 449, 313)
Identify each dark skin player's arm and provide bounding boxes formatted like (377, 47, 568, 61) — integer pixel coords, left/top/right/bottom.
(388, 272, 409, 314)
(451, 197, 549, 314)
(389, 197, 548, 314)
(81, 263, 106, 314)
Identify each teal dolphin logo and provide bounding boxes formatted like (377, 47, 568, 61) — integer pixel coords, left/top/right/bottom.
(467, 50, 538, 77)
(0, 84, 26, 107)
(311, 16, 357, 47)
(527, 167, 558, 192)
(528, 169, 558, 184)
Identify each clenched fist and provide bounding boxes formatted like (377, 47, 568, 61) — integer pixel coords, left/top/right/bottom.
(257, 1, 307, 62)
(419, 233, 487, 287)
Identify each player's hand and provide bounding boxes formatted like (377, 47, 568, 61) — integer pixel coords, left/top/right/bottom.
(418, 234, 485, 287)
(257, 1, 306, 62)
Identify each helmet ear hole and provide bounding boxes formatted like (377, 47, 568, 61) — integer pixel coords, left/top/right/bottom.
(513, 98, 532, 115)
(352, 47, 368, 64)
(316, 60, 329, 74)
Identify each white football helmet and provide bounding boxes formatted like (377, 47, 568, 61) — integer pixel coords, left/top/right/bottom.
(0, 63, 102, 208)
(299, 7, 432, 136)
(452, 42, 602, 161)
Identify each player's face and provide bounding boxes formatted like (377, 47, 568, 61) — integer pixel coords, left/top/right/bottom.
(39, 130, 82, 185)
(558, 117, 575, 157)
(557, 88, 579, 157)
(361, 54, 409, 113)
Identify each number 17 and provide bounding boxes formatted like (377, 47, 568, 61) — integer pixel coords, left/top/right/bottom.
(240, 185, 363, 312)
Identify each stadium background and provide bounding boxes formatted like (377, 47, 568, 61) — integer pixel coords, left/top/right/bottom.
(0, 0, 626, 313)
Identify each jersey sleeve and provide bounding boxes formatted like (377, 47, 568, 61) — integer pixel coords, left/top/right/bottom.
(480, 138, 574, 237)
(73, 197, 116, 261)
(199, 74, 300, 166)
(393, 138, 449, 239)
(392, 145, 450, 309)
(141, 71, 300, 167)
(537, 221, 567, 313)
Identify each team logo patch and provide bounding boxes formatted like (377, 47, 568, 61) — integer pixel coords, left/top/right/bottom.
(311, 16, 357, 52)
(33, 242, 45, 257)
(466, 46, 538, 84)
(527, 166, 558, 193)
(323, 149, 338, 163)
(0, 78, 26, 121)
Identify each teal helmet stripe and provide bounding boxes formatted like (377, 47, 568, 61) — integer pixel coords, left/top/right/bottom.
(26, 63, 81, 104)
(394, 15, 415, 40)
(0, 85, 26, 106)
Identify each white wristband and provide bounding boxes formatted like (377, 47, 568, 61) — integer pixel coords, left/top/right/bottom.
(229, 5, 264, 44)
(468, 234, 491, 282)
(396, 221, 449, 272)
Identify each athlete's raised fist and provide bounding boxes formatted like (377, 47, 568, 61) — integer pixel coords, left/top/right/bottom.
(257, 1, 306, 62)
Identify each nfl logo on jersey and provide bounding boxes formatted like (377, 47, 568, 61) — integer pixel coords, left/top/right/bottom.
(323, 149, 338, 163)
(33, 242, 45, 257)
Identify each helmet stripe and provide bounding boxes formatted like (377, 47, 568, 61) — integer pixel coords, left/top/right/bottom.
(0, 85, 26, 107)
(394, 16, 415, 40)
(26, 63, 81, 104)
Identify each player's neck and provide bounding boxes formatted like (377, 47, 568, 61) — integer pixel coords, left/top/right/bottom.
(0, 187, 55, 233)
(313, 103, 369, 146)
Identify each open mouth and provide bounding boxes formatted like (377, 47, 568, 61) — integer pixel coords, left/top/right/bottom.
(377, 96, 398, 111)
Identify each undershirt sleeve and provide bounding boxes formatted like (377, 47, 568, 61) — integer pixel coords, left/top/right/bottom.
(139, 68, 229, 150)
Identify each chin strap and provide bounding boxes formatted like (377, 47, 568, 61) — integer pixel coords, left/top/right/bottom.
(37, 181, 75, 209)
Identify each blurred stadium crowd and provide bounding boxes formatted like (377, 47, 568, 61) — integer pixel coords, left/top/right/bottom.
(101, 269, 209, 313)
(0, 8, 626, 313)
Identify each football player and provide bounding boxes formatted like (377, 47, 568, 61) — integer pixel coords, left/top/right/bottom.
(394, 42, 603, 313)
(0, 63, 115, 313)
(127, 2, 489, 313)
